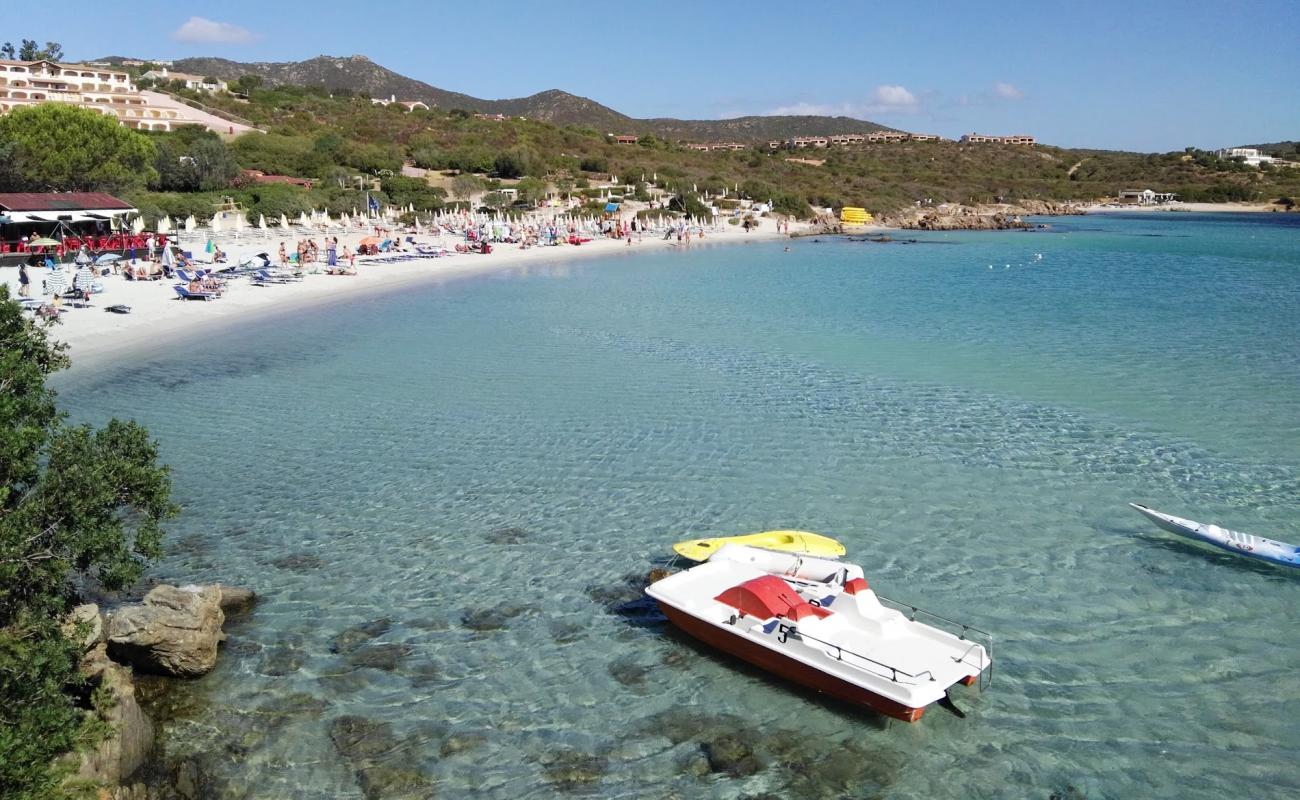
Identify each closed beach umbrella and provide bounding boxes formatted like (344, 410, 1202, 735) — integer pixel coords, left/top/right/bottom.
(185, 215, 196, 232)
(258, 214, 267, 230)
(235, 214, 245, 232)
(157, 216, 172, 234)
(211, 215, 223, 233)
(45, 266, 67, 296)
(298, 212, 310, 226)
(131, 216, 145, 234)
(75, 265, 95, 290)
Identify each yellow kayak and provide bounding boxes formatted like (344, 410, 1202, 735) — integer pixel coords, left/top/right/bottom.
(672, 530, 847, 562)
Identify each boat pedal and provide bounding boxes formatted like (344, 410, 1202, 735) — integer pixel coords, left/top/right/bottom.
(938, 691, 967, 719)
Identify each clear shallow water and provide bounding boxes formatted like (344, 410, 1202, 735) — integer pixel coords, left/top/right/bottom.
(57, 213, 1300, 799)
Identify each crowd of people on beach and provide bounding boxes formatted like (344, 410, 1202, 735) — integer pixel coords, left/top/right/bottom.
(5, 208, 761, 324)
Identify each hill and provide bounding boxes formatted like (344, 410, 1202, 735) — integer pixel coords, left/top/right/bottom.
(163, 54, 895, 141)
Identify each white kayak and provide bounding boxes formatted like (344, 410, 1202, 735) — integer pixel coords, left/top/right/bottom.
(1129, 503, 1300, 569)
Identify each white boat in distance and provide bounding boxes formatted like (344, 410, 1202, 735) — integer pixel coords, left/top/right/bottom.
(645, 545, 992, 722)
(1130, 503, 1300, 569)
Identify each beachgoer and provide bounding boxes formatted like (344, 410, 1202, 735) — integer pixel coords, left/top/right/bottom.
(18, 261, 30, 296)
(279, 242, 288, 268)
(145, 233, 156, 261)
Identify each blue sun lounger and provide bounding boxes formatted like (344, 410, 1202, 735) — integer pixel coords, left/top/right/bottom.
(173, 284, 218, 301)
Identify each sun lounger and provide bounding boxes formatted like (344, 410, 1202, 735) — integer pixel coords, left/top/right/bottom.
(173, 284, 218, 301)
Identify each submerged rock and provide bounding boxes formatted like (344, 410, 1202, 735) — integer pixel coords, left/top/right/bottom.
(259, 645, 307, 677)
(438, 732, 487, 758)
(540, 749, 607, 791)
(329, 715, 435, 800)
(460, 604, 533, 632)
(107, 584, 225, 677)
(345, 642, 413, 672)
(269, 552, 325, 572)
(702, 733, 765, 778)
(607, 656, 650, 687)
(486, 526, 529, 544)
(330, 618, 393, 654)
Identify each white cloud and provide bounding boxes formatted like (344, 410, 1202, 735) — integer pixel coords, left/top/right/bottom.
(994, 82, 1024, 100)
(871, 84, 918, 108)
(172, 17, 256, 44)
(766, 84, 922, 118)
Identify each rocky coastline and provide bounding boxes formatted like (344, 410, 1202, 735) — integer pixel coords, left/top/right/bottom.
(879, 200, 1088, 230)
(60, 584, 255, 800)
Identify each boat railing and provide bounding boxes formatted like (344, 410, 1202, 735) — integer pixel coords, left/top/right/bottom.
(876, 594, 995, 691)
(776, 623, 937, 686)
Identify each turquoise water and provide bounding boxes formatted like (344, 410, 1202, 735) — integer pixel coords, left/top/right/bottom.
(58, 213, 1300, 799)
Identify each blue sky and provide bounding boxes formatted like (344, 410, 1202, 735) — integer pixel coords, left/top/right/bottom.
(6, 0, 1297, 151)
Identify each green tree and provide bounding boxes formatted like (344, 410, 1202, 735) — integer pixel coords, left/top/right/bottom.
(514, 176, 545, 204)
(0, 42, 15, 60)
(153, 131, 240, 192)
(451, 173, 484, 201)
(0, 105, 156, 192)
(233, 75, 264, 95)
(0, 286, 175, 799)
(16, 40, 63, 61)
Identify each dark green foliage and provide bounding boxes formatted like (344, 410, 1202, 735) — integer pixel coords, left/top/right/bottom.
(0, 105, 157, 192)
(0, 285, 176, 798)
(152, 128, 240, 192)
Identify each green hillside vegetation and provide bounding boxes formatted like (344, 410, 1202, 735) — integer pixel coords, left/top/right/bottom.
(2, 85, 1297, 222)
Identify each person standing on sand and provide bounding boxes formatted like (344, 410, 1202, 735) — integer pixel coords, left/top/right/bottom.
(327, 237, 338, 267)
(279, 242, 288, 268)
(146, 233, 155, 262)
(18, 260, 31, 297)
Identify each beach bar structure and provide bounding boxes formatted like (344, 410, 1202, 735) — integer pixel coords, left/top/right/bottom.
(0, 193, 140, 266)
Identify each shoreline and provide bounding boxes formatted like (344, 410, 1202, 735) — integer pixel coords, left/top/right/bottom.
(9, 224, 788, 372)
(1083, 201, 1293, 214)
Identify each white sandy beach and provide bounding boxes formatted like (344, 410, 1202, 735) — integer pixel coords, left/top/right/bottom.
(2, 221, 792, 369)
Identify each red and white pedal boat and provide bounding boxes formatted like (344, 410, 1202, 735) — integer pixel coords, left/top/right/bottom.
(646, 544, 992, 722)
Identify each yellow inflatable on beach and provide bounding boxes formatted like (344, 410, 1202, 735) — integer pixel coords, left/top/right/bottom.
(840, 207, 873, 225)
(672, 530, 847, 562)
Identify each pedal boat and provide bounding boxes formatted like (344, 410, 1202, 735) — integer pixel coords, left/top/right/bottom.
(646, 545, 992, 722)
(672, 530, 846, 562)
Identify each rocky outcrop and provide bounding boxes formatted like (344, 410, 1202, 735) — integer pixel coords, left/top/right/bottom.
(107, 585, 225, 677)
(882, 200, 1087, 230)
(72, 644, 156, 788)
(63, 603, 105, 652)
(217, 586, 257, 616)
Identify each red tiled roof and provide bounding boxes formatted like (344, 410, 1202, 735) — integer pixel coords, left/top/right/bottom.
(0, 193, 134, 212)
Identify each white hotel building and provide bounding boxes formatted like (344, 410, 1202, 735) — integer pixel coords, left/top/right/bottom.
(0, 59, 186, 131)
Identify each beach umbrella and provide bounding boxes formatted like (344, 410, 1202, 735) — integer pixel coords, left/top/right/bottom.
(95, 253, 121, 265)
(29, 237, 61, 246)
(258, 214, 267, 230)
(234, 214, 245, 232)
(74, 249, 92, 265)
(160, 243, 175, 269)
(280, 214, 289, 229)
(211, 215, 223, 233)
(157, 216, 172, 234)
(44, 266, 68, 296)
(75, 264, 95, 291)
(185, 215, 196, 232)
(131, 217, 145, 235)
(298, 212, 310, 226)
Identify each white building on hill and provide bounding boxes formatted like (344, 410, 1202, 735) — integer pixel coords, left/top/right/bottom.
(141, 68, 228, 93)
(0, 58, 225, 132)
